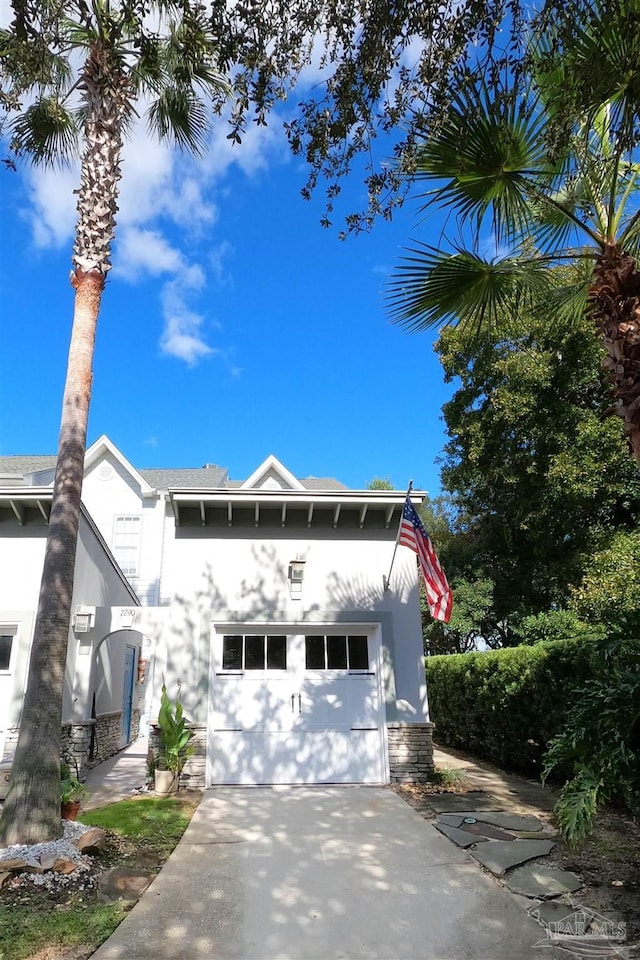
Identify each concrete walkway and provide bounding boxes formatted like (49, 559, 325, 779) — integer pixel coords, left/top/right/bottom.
(90, 786, 565, 960)
(83, 736, 148, 811)
(432, 745, 558, 816)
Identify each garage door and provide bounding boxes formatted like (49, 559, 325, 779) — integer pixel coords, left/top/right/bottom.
(208, 629, 386, 785)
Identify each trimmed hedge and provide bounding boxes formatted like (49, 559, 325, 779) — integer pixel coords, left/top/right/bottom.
(425, 638, 601, 776)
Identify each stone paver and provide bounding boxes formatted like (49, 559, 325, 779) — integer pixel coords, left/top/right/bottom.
(459, 820, 516, 841)
(470, 838, 556, 876)
(433, 821, 487, 848)
(506, 863, 583, 899)
(424, 792, 504, 814)
(528, 901, 584, 926)
(460, 811, 544, 833)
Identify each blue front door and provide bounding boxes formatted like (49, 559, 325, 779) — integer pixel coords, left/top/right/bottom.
(122, 645, 135, 746)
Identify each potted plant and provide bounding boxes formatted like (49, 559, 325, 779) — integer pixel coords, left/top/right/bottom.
(60, 769, 89, 820)
(155, 681, 194, 795)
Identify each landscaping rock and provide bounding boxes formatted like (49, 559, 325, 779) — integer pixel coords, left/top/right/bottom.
(434, 822, 487, 848)
(23, 857, 50, 874)
(0, 858, 27, 872)
(134, 850, 162, 869)
(77, 827, 107, 854)
(506, 863, 583, 898)
(98, 866, 154, 903)
(52, 858, 79, 875)
(470, 838, 555, 876)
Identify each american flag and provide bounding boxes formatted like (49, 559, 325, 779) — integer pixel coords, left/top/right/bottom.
(399, 495, 452, 623)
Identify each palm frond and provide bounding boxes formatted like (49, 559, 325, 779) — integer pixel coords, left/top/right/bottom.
(533, 0, 640, 151)
(10, 96, 79, 165)
(535, 275, 592, 328)
(146, 85, 209, 153)
(386, 244, 552, 334)
(412, 82, 553, 245)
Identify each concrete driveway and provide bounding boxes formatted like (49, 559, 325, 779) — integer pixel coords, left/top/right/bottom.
(92, 786, 565, 960)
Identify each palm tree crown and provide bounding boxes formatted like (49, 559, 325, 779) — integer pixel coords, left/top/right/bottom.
(386, 26, 640, 462)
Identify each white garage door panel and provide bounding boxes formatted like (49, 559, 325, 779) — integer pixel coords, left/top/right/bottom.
(213, 676, 293, 732)
(211, 729, 383, 785)
(208, 630, 386, 785)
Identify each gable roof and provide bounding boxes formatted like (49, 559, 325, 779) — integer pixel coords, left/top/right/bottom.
(0, 443, 347, 493)
(85, 435, 156, 497)
(240, 454, 304, 491)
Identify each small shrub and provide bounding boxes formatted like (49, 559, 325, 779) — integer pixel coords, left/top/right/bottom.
(543, 637, 640, 845)
(430, 766, 467, 789)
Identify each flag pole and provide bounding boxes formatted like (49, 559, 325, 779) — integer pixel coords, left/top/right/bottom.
(383, 480, 413, 591)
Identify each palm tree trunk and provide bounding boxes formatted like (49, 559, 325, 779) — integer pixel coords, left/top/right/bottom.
(0, 40, 124, 846)
(591, 248, 640, 466)
(0, 270, 103, 845)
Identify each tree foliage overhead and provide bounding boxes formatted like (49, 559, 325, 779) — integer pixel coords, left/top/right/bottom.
(7, 0, 639, 233)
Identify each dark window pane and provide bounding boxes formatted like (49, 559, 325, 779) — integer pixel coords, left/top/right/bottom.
(327, 635, 347, 669)
(245, 635, 265, 670)
(222, 635, 242, 671)
(348, 635, 369, 670)
(305, 636, 325, 670)
(267, 635, 287, 670)
(0, 635, 12, 671)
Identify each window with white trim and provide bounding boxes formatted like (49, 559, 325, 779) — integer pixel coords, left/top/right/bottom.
(305, 635, 369, 671)
(222, 635, 287, 671)
(112, 516, 142, 578)
(0, 627, 17, 672)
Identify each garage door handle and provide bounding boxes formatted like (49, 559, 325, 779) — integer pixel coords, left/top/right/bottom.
(298, 693, 302, 714)
(291, 693, 295, 713)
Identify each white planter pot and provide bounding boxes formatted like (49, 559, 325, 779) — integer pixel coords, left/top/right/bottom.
(154, 769, 177, 795)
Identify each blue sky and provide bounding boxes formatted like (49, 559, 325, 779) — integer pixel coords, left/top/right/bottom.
(0, 27, 453, 494)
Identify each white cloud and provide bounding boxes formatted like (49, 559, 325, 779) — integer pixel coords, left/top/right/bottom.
(159, 275, 215, 366)
(114, 227, 185, 281)
(26, 164, 79, 249)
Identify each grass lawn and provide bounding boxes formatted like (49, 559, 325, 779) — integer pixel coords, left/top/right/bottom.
(0, 792, 200, 960)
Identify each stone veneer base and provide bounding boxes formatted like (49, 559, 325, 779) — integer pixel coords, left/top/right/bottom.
(387, 722, 435, 783)
(148, 722, 434, 789)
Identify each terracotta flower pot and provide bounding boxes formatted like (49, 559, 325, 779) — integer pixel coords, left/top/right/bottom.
(61, 800, 82, 821)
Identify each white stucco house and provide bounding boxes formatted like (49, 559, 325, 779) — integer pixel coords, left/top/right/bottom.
(0, 436, 434, 787)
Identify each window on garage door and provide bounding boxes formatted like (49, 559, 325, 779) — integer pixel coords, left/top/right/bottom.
(222, 635, 287, 671)
(304, 635, 369, 671)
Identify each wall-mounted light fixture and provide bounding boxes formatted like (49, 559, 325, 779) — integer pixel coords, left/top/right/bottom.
(288, 558, 306, 598)
(289, 559, 306, 583)
(72, 606, 96, 634)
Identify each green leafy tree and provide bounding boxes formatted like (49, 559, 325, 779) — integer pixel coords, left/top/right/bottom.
(386, 7, 640, 464)
(432, 308, 640, 642)
(423, 577, 497, 655)
(0, 0, 232, 847)
(570, 530, 640, 632)
(366, 477, 394, 490)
